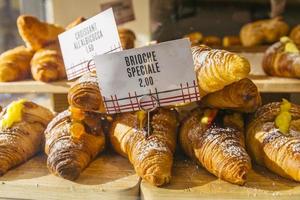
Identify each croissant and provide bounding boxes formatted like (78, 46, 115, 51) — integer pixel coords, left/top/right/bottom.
(45, 107, 105, 180)
(0, 46, 34, 82)
(68, 73, 105, 112)
(110, 109, 178, 186)
(184, 32, 203, 46)
(240, 17, 289, 47)
(262, 37, 300, 78)
(200, 78, 261, 113)
(223, 36, 241, 47)
(202, 36, 221, 47)
(192, 45, 250, 96)
(0, 99, 54, 175)
(118, 28, 136, 49)
(246, 100, 300, 181)
(290, 25, 300, 46)
(17, 15, 65, 51)
(180, 108, 251, 185)
(30, 46, 66, 82)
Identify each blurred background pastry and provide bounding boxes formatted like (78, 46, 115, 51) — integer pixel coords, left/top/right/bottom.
(202, 35, 221, 47)
(290, 25, 300, 47)
(118, 28, 136, 49)
(240, 17, 289, 47)
(262, 36, 300, 78)
(222, 36, 241, 47)
(0, 46, 33, 82)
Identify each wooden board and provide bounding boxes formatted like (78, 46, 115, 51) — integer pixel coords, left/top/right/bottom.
(141, 156, 300, 200)
(0, 80, 72, 94)
(0, 152, 140, 200)
(1, 76, 300, 94)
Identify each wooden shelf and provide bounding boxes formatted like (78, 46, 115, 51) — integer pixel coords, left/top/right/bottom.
(0, 152, 140, 200)
(0, 80, 73, 94)
(141, 156, 300, 200)
(249, 75, 300, 93)
(0, 76, 299, 94)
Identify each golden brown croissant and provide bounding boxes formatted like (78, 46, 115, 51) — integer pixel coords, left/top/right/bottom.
(0, 99, 54, 175)
(45, 107, 105, 180)
(262, 37, 300, 78)
(192, 45, 250, 96)
(30, 47, 66, 82)
(180, 108, 251, 185)
(290, 25, 300, 46)
(68, 73, 105, 112)
(200, 78, 261, 113)
(223, 36, 241, 47)
(240, 17, 289, 47)
(202, 36, 221, 47)
(246, 101, 300, 181)
(184, 32, 203, 46)
(118, 28, 136, 49)
(17, 15, 65, 51)
(110, 109, 178, 186)
(0, 46, 34, 82)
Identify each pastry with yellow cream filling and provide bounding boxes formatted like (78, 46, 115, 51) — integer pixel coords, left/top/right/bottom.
(263, 37, 300, 78)
(246, 100, 300, 181)
(0, 99, 53, 175)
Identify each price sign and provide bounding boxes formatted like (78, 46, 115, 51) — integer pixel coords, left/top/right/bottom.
(58, 8, 122, 80)
(94, 38, 200, 114)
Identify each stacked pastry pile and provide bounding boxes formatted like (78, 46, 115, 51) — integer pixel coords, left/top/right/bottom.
(0, 15, 135, 83)
(45, 73, 106, 180)
(0, 15, 78, 82)
(178, 45, 260, 185)
(66, 72, 179, 186)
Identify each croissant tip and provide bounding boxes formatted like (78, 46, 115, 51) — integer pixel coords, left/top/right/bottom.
(56, 165, 81, 181)
(144, 174, 171, 186)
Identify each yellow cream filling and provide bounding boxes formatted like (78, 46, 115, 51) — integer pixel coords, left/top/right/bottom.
(280, 37, 299, 53)
(275, 99, 292, 135)
(0, 99, 27, 128)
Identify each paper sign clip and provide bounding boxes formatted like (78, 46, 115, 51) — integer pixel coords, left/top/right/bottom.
(138, 94, 158, 138)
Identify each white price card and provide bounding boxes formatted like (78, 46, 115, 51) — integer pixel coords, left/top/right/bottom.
(58, 8, 122, 80)
(94, 38, 200, 114)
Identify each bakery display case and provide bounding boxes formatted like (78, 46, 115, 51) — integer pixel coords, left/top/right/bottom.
(0, 0, 300, 199)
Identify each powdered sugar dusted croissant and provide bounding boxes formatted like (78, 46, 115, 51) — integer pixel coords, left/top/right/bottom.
(110, 109, 178, 186)
(0, 99, 53, 175)
(192, 45, 250, 96)
(246, 101, 300, 181)
(45, 108, 105, 180)
(180, 108, 251, 185)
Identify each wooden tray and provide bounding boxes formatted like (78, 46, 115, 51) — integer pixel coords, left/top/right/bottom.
(141, 156, 300, 200)
(0, 152, 140, 200)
